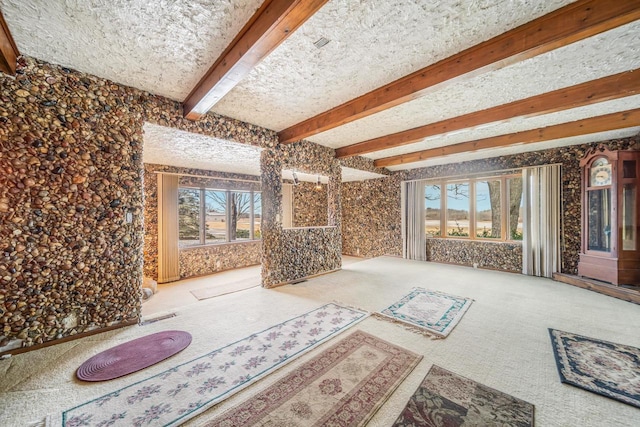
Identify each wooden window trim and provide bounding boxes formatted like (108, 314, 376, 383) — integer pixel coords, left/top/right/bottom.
(178, 186, 262, 247)
(425, 173, 523, 242)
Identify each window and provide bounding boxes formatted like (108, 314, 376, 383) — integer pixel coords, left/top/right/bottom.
(446, 182, 470, 237)
(424, 173, 522, 242)
(425, 184, 441, 237)
(253, 192, 262, 240)
(230, 191, 252, 241)
(179, 187, 261, 248)
(178, 188, 201, 247)
(507, 177, 524, 240)
(476, 180, 501, 239)
(204, 190, 227, 244)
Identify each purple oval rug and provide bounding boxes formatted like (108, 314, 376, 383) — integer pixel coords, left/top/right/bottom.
(76, 330, 192, 381)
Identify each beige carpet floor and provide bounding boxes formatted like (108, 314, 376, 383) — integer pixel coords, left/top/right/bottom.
(1, 256, 638, 426)
(140, 264, 261, 317)
(190, 277, 260, 300)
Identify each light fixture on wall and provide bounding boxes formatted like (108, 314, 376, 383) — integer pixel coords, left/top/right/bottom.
(292, 171, 299, 185)
(314, 176, 322, 191)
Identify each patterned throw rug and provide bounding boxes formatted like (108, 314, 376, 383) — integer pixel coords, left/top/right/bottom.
(202, 330, 422, 427)
(549, 328, 640, 408)
(49, 303, 367, 427)
(376, 288, 473, 338)
(393, 365, 535, 426)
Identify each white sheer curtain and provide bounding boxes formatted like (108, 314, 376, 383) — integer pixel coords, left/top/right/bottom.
(402, 180, 427, 261)
(522, 164, 562, 277)
(157, 173, 180, 283)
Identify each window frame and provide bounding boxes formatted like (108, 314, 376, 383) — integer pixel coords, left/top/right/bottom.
(425, 183, 442, 238)
(445, 181, 471, 238)
(506, 176, 524, 241)
(425, 173, 522, 242)
(474, 178, 503, 240)
(178, 186, 262, 248)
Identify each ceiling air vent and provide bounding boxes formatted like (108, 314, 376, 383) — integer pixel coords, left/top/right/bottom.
(313, 37, 331, 49)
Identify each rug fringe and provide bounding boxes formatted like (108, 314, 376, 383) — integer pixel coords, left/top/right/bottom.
(371, 312, 444, 340)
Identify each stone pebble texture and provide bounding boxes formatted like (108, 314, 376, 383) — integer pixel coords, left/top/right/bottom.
(339, 155, 390, 176)
(2, 55, 638, 351)
(426, 240, 522, 272)
(0, 57, 277, 351)
(342, 134, 640, 275)
(342, 175, 403, 258)
(143, 164, 262, 282)
(292, 182, 328, 227)
(261, 140, 342, 287)
(179, 243, 261, 279)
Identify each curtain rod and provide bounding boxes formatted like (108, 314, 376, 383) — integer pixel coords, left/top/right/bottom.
(402, 163, 563, 183)
(154, 171, 260, 183)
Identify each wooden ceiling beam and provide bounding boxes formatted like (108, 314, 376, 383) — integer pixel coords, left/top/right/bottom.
(0, 9, 20, 75)
(183, 0, 328, 120)
(374, 109, 640, 168)
(278, 0, 640, 144)
(335, 69, 640, 158)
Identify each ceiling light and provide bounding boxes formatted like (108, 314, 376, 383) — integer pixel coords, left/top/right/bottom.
(313, 37, 331, 49)
(314, 176, 322, 191)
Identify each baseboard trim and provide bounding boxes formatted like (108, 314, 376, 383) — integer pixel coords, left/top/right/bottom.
(0, 319, 139, 357)
(553, 273, 640, 305)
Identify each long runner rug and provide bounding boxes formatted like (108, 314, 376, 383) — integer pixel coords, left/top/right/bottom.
(49, 303, 367, 427)
(549, 328, 640, 408)
(376, 288, 473, 338)
(392, 365, 535, 426)
(201, 330, 422, 427)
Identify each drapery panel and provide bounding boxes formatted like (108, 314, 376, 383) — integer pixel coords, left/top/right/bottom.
(402, 180, 427, 261)
(522, 164, 562, 277)
(158, 173, 180, 283)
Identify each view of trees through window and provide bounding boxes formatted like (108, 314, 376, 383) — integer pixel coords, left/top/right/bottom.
(178, 187, 261, 248)
(425, 184, 441, 237)
(205, 190, 227, 243)
(424, 175, 523, 241)
(508, 177, 524, 240)
(476, 180, 501, 239)
(178, 189, 200, 246)
(446, 182, 470, 237)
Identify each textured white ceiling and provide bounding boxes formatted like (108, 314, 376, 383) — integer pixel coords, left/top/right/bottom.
(143, 123, 262, 176)
(367, 95, 640, 160)
(386, 128, 640, 172)
(341, 167, 387, 182)
(0, 0, 263, 101)
(3, 0, 638, 173)
(212, 0, 573, 130)
(312, 22, 640, 149)
(143, 123, 382, 182)
(282, 168, 385, 183)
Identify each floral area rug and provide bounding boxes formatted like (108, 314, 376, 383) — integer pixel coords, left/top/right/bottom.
(202, 330, 422, 427)
(376, 288, 473, 338)
(549, 328, 640, 408)
(392, 365, 534, 426)
(49, 303, 367, 427)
